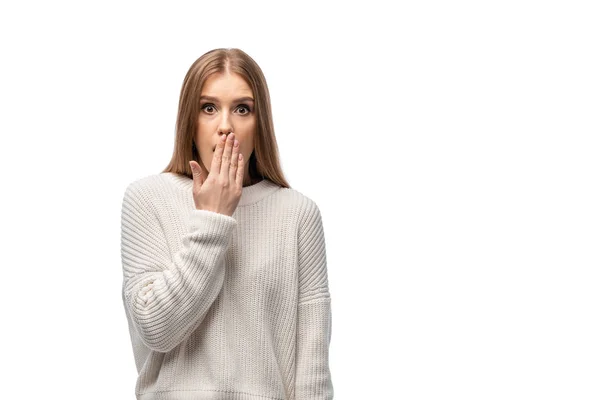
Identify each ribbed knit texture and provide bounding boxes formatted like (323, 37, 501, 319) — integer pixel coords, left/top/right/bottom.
(120, 172, 334, 400)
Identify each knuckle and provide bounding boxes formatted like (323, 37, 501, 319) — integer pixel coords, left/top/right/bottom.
(217, 177, 228, 188)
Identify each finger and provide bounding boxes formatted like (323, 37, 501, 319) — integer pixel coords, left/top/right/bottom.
(219, 133, 234, 179)
(229, 138, 240, 184)
(210, 134, 227, 177)
(189, 161, 204, 188)
(236, 152, 244, 188)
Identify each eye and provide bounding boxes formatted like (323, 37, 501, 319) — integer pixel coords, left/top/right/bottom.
(237, 104, 251, 115)
(200, 103, 252, 115)
(201, 103, 216, 113)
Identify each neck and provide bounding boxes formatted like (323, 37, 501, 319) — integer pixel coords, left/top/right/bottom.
(243, 173, 262, 187)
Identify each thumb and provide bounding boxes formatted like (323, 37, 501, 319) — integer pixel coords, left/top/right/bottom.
(189, 161, 205, 186)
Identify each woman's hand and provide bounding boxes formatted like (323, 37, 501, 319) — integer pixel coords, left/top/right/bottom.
(189, 133, 244, 217)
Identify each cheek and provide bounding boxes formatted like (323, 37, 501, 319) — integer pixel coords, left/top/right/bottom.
(240, 143, 252, 160)
(200, 150, 213, 170)
(239, 136, 253, 152)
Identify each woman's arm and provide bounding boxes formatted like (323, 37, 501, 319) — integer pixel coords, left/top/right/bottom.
(295, 201, 334, 400)
(120, 181, 236, 353)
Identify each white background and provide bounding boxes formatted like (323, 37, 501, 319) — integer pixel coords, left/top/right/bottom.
(1, 1, 598, 399)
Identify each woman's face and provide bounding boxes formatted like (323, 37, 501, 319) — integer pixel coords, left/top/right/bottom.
(195, 72, 256, 186)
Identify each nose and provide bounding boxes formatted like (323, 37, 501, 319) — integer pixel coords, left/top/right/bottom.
(217, 113, 234, 138)
(218, 131, 232, 141)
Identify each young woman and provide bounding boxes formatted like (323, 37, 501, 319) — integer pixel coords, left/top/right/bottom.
(120, 48, 334, 400)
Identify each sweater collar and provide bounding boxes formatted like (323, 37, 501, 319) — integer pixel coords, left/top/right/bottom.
(163, 172, 280, 206)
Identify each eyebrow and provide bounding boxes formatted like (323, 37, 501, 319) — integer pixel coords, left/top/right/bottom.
(199, 95, 255, 103)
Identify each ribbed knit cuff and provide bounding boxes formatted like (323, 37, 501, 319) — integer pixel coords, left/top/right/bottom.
(188, 209, 237, 234)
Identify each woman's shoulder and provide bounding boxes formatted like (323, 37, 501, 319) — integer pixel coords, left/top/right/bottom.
(123, 173, 161, 193)
(122, 172, 187, 204)
(123, 173, 322, 217)
(275, 185, 322, 219)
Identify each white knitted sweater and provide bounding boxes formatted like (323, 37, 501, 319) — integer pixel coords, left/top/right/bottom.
(120, 172, 334, 400)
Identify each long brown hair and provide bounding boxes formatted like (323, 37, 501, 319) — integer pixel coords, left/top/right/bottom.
(162, 48, 290, 189)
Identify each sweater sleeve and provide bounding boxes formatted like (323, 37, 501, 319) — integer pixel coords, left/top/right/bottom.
(295, 201, 334, 400)
(120, 182, 236, 353)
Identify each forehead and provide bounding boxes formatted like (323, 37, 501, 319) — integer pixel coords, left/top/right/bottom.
(200, 72, 253, 98)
